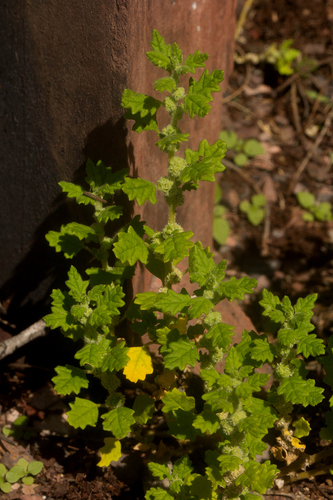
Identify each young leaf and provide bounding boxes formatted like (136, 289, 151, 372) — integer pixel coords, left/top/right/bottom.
(101, 407, 135, 438)
(153, 231, 194, 264)
(122, 177, 157, 206)
(5, 465, 26, 483)
(123, 347, 153, 383)
(219, 276, 257, 301)
(52, 365, 89, 395)
(296, 334, 325, 358)
(259, 290, 285, 323)
(293, 417, 311, 438)
(27, 461, 43, 476)
(184, 69, 224, 118)
(65, 266, 89, 302)
(97, 438, 122, 467)
(44, 289, 75, 331)
(162, 388, 195, 413)
(156, 132, 189, 152)
(153, 77, 177, 93)
(113, 226, 148, 265)
(183, 50, 209, 74)
(235, 461, 278, 494)
(67, 398, 99, 429)
(189, 242, 216, 286)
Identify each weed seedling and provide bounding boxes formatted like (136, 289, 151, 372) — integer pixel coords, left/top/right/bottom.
(239, 194, 266, 226)
(219, 130, 264, 167)
(296, 191, 333, 222)
(0, 459, 43, 493)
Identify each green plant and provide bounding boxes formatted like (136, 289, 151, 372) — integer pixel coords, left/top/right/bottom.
(213, 184, 230, 246)
(2, 415, 36, 441)
(239, 194, 266, 226)
(44, 30, 333, 500)
(234, 39, 301, 76)
(296, 191, 333, 222)
(219, 130, 264, 167)
(0, 459, 43, 493)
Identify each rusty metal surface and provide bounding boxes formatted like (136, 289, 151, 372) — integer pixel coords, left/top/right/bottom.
(0, 0, 236, 326)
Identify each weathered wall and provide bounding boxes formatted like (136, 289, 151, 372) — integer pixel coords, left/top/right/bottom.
(0, 0, 238, 329)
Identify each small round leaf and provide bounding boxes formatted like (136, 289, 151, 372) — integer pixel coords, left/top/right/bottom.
(6, 465, 26, 483)
(22, 476, 34, 485)
(27, 461, 43, 476)
(243, 139, 265, 157)
(234, 153, 248, 167)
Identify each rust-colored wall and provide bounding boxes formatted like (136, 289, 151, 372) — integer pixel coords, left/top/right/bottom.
(0, 0, 237, 328)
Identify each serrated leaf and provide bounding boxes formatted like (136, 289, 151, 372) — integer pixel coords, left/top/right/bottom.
(46, 228, 84, 259)
(52, 365, 88, 395)
(67, 398, 99, 429)
(113, 226, 148, 265)
(150, 30, 171, 56)
(96, 205, 123, 223)
(122, 89, 162, 134)
(133, 394, 155, 424)
(278, 376, 324, 406)
(156, 132, 189, 151)
(59, 181, 85, 200)
(250, 337, 276, 363)
(44, 289, 76, 331)
(153, 77, 177, 93)
(167, 409, 197, 441)
(75, 337, 111, 368)
(101, 341, 130, 372)
(122, 178, 157, 206)
(188, 296, 214, 318)
(182, 140, 226, 184)
(239, 412, 277, 439)
(296, 334, 325, 357)
(65, 266, 89, 301)
(204, 323, 235, 349)
(146, 487, 174, 500)
(147, 51, 171, 69)
(164, 337, 199, 370)
(218, 455, 242, 475)
(154, 231, 194, 264)
(259, 289, 285, 323)
(123, 347, 153, 383)
(134, 291, 159, 310)
(219, 276, 257, 301)
(189, 242, 216, 286)
(183, 50, 209, 73)
(184, 69, 224, 118)
(148, 462, 172, 480)
(101, 407, 135, 438)
(193, 410, 220, 434)
(236, 460, 278, 494)
(162, 387, 196, 413)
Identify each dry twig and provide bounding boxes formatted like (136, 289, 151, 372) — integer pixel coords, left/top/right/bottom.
(0, 319, 47, 361)
(288, 104, 333, 194)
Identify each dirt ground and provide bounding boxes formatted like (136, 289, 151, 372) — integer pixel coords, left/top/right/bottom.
(1, 1, 333, 499)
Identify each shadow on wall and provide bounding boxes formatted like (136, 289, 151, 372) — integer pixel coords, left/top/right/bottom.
(0, 117, 133, 333)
